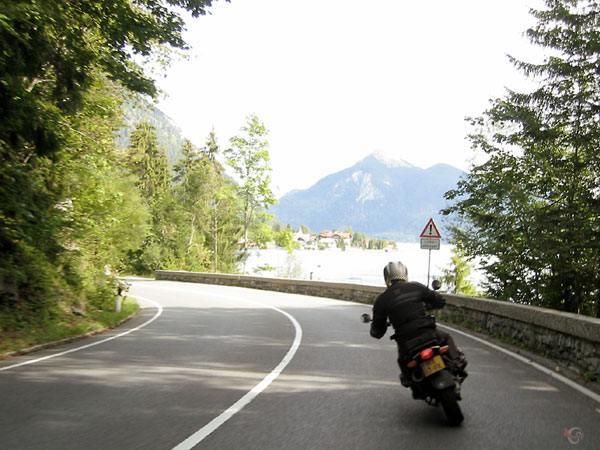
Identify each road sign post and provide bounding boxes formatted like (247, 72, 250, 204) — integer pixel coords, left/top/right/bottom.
(419, 218, 441, 287)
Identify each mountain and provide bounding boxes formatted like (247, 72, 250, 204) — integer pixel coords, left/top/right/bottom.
(268, 152, 464, 242)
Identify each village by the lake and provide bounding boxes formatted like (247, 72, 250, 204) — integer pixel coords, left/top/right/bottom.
(245, 227, 463, 288)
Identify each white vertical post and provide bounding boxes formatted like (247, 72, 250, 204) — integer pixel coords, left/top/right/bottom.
(115, 285, 123, 313)
(427, 249, 432, 288)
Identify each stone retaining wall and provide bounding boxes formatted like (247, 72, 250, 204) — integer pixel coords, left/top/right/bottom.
(155, 270, 600, 379)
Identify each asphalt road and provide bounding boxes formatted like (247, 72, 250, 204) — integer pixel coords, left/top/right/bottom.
(1, 279, 599, 450)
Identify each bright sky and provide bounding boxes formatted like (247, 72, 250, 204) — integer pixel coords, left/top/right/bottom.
(156, 0, 547, 197)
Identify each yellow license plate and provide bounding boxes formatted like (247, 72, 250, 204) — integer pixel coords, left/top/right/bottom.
(422, 355, 445, 376)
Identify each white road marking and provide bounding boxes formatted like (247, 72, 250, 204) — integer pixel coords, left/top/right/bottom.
(438, 323, 600, 404)
(145, 281, 600, 411)
(134, 284, 303, 450)
(0, 296, 162, 372)
(172, 300, 302, 449)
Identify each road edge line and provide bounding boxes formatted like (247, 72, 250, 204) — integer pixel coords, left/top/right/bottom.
(170, 294, 303, 450)
(438, 323, 600, 404)
(0, 296, 162, 372)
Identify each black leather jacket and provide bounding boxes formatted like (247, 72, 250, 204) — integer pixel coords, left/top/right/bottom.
(370, 281, 445, 341)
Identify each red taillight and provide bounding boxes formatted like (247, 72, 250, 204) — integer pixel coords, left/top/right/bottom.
(420, 348, 434, 360)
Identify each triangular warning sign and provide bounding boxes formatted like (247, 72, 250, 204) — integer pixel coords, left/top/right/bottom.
(420, 218, 442, 238)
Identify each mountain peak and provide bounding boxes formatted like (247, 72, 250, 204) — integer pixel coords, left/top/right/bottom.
(367, 151, 415, 169)
(270, 152, 463, 241)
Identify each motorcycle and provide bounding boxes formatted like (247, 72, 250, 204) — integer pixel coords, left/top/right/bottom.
(360, 280, 465, 426)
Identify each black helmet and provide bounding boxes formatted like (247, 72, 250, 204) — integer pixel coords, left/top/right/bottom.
(383, 261, 408, 287)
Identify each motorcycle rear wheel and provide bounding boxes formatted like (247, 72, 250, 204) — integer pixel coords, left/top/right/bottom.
(438, 386, 464, 426)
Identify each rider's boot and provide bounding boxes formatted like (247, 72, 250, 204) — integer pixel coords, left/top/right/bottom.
(454, 350, 468, 381)
(399, 372, 411, 388)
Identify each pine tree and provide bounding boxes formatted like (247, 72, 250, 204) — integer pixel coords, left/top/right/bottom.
(124, 123, 176, 272)
(440, 250, 478, 297)
(173, 132, 243, 273)
(443, 0, 600, 316)
(126, 123, 170, 202)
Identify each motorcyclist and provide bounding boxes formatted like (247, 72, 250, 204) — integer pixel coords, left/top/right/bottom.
(370, 261, 467, 387)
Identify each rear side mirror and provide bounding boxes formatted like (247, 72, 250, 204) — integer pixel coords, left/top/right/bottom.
(360, 313, 372, 323)
(431, 280, 441, 291)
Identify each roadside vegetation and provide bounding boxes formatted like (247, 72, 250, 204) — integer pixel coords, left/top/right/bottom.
(0, 297, 138, 356)
(0, 1, 250, 345)
(436, 249, 481, 298)
(1, 0, 598, 360)
(442, 0, 600, 317)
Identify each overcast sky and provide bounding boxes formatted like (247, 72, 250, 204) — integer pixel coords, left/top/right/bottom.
(155, 0, 547, 197)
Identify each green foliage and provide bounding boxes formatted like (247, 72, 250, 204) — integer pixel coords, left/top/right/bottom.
(440, 249, 478, 297)
(126, 122, 171, 201)
(1, 74, 148, 328)
(443, 0, 600, 317)
(0, 0, 223, 331)
(116, 100, 186, 165)
(274, 228, 300, 254)
(172, 132, 243, 273)
(0, 296, 139, 355)
(61, 83, 150, 270)
(368, 238, 389, 250)
(0, 242, 63, 331)
(121, 122, 179, 273)
(352, 232, 368, 249)
(0, 0, 221, 160)
(254, 223, 276, 249)
(225, 114, 277, 270)
(120, 125, 245, 275)
(0, 0, 284, 338)
(206, 184, 244, 273)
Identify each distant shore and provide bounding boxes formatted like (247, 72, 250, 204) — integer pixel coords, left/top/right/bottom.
(244, 244, 482, 288)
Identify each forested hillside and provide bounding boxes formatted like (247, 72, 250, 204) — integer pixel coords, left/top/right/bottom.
(442, 1, 600, 317)
(0, 0, 598, 352)
(0, 1, 280, 339)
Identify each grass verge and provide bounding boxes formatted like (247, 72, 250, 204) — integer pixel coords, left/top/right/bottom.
(0, 296, 139, 356)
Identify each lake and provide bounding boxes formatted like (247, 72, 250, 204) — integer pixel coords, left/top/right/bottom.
(243, 243, 481, 288)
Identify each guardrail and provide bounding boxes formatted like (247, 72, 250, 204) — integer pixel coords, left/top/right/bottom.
(155, 270, 600, 381)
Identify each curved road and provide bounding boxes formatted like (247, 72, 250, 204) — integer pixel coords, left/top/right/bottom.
(1, 279, 598, 449)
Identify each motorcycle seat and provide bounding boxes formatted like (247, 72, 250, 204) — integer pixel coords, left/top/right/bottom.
(397, 330, 438, 355)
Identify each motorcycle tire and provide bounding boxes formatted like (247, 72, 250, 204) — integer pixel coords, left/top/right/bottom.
(438, 386, 464, 426)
